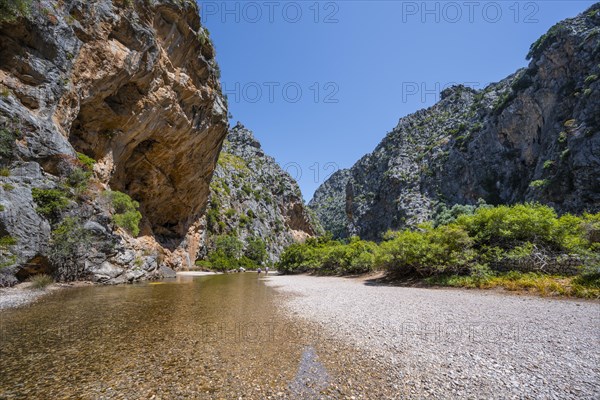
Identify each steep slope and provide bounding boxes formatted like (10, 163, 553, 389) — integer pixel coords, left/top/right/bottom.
(199, 123, 321, 264)
(0, 0, 227, 285)
(310, 5, 600, 240)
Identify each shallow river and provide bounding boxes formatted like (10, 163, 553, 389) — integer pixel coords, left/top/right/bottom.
(0, 273, 391, 399)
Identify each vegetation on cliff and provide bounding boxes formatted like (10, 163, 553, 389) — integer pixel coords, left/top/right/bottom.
(277, 203, 600, 298)
(197, 123, 321, 269)
(0, 0, 31, 23)
(0, 0, 228, 285)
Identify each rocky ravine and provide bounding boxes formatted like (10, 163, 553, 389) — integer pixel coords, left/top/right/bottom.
(199, 123, 321, 263)
(0, 0, 228, 286)
(310, 5, 600, 240)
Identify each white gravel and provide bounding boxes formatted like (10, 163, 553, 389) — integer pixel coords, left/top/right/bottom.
(0, 282, 84, 311)
(265, 274, 600, 399)
(0, 284, 49, 310)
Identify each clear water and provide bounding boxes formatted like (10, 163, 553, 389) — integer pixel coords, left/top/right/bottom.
(0, 274, 390, 399)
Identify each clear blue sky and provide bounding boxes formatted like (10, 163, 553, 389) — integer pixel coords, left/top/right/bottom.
(198, 0, 597, 201)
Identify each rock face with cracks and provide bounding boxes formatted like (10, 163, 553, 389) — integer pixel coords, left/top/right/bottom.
(200, 123, 322, 263)
(0, 0, 227, 285)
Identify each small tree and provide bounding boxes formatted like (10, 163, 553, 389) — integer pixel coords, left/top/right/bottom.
(48, 217, 92, 281)
(31, 188, 70, 222)
(245, 237, 267, 265)
(215, 235, 243, 260)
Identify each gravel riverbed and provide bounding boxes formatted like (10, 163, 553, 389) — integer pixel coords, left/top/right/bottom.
(0, 283, 54, 310)
(265, 274, 600, 399)
(0, 282, 92, 311)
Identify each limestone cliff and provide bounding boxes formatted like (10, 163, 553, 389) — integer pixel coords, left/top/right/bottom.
(310, 5, 600, 240)
(198, 123, 321, 264)
(0, 0, 227, 285)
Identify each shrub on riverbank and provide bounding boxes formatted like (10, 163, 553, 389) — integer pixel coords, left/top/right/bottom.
(277, 234, 378, 275)
(276, 203, 600, 297)
(197, 235, 269, 271)
(29, 274, 53, 290)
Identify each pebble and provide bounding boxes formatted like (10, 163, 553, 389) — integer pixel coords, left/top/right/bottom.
(265, 275, 600, 399)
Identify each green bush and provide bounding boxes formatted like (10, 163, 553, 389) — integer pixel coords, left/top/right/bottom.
(543, 160, 555, 169)
(432, 200, 487, 227)
(194, 260, 213, 270)
(105, 191, 142, 236)
(239, 214, 250, 227)
(0, 128, 16, 160)
(207, 252, 233, 271)
(529, 179, 549, 189)
(322, 237, 378, 275)
(218, 153, 248, 171)
(206, 208, 220, 233)
(76, 152, 96, 169)
(0, 0, 31, 23)
(113, 212, 142, 237)
(0, 235, 16, 247)
(277, 243, 317, 274)
(0, 234, 16, 268)
(277, 203, 600, 281)
(455, 203, 559, 248)
(378, 224, 475, 276)
(245, 237, 267, 265)
(558, 131, 567, 143)
(32, 188, 70, 220)
(241, 184, 253, 196)
(49, 217, 92, 281)
(67, 167, 92, 192)
(215, 235, 243, 259)
(277, 235, 378, 275)
(203, 234, 247, 271)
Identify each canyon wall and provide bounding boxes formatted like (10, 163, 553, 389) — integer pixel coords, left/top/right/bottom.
(0, 0, 228, 285)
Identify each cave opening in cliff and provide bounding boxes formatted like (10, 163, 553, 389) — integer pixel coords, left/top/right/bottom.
(67, 89, 218, 250)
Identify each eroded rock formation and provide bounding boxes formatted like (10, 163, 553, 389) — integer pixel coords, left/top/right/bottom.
(0, 0, 227, 285)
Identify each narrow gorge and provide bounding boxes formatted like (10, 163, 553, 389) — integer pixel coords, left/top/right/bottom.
(199, 122, 320, 265)
(0, 2, 599, 399)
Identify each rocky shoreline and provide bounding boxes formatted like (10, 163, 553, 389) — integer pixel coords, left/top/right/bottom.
(0, 281, 90, 311)
(265, 274, 600, 399)
(0, 270, 227, 311)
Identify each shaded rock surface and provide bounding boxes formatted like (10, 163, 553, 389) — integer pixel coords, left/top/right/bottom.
(0, 0, 227, 285)
(310, 5, 600, 240)
(200, 123, 322, 263)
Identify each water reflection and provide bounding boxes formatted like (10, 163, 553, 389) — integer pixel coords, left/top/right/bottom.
(0, 274, 391, 399)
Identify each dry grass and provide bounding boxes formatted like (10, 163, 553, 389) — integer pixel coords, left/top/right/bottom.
(427, 272, 600, 299)
(29, 274, 54, 290)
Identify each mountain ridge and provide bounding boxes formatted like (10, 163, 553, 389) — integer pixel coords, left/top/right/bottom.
(309, 4, 600, 240)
